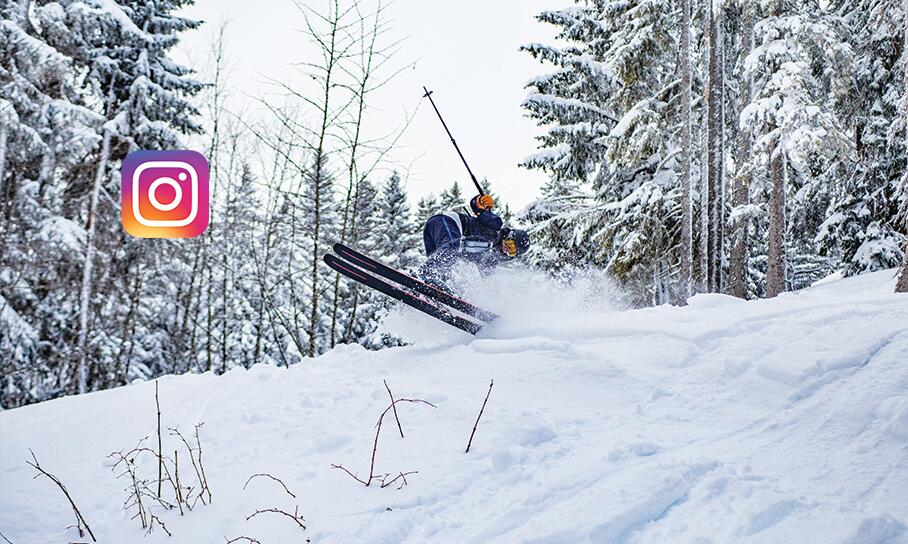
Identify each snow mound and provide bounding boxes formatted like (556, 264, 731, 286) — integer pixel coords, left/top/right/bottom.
(2, 270, 908, 543)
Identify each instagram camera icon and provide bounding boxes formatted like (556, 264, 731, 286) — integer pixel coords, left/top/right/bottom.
(122, 150, 209, 238)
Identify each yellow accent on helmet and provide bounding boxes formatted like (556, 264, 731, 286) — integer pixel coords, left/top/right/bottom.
(502, 238, 518, 258)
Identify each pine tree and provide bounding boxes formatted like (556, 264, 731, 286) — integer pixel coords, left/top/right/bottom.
(439, 180, 465, 211)
(521, 0, 685, 304)
(818, 0, 906, 275)
(341, 177, 382, 343)
(415, 193, 440, 227)
(372, 172, 421, 270)
(740, 0, 852, 297)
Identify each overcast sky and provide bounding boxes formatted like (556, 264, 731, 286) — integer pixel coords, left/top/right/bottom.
(173, 0, 559, 210)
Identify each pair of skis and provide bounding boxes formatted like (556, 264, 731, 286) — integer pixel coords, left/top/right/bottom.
(324, 243, 498, 335)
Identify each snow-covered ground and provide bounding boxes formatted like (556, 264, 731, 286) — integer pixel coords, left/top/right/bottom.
(2, 269, 908, 543)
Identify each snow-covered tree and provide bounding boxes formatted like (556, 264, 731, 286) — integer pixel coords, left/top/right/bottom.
(818, 0, 906, 275)
(739, 0, 852, 296)
(439, 180, 466, 211)
(521, 0, 686, 304)
(372, 172, 421, 270)
(0, 0, 202, 405)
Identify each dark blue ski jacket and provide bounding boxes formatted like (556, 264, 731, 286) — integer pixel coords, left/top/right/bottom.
(420, 210, 506, 288)
(422, 210, 503, 257)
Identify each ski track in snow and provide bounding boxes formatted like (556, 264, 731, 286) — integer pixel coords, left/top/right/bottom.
(2, 270, 908, 543)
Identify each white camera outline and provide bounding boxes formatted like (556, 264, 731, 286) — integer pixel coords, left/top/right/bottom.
(132, 161, 199, 228)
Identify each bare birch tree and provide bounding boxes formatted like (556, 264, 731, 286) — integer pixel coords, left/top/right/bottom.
(75, 122, 112, 394)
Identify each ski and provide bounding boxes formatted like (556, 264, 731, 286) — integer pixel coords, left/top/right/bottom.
(332, 243, 500, 323)
(323, 254, 483, 335)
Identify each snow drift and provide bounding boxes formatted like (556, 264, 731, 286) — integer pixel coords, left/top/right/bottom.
(2, 269, 908, 543)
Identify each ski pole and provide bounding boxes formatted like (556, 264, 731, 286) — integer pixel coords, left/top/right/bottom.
(422, 86, 487, 196)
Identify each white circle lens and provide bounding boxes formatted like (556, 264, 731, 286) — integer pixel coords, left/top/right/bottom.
(148, 176, 183, 212)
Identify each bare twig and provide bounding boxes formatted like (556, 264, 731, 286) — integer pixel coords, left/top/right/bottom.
(174, 450, 185, 511)
(108, 447, 148, 528)
(225, 537, 262, 544)
(380, 471, 417, 490)
(0, 528, 14, 544)
(384, 379, 404, 438)
(367, 399, 433, 485)
(246, 506, 306, 530)
(146, 513, 171, 537)
(243, 473, 296, 499)
(333, 396, 435, 487)
(195, 424, 212, 502)
(466, 380, 494, 453)
(26, 450, 97, 542)
(155, 380, 163, 498)
(170, 425, 211, 506)
(330, 463, 369, 486)
(161, 451, 183, 516)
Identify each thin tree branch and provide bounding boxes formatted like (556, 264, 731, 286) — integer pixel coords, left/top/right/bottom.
(26, 450, 96, 542)
(243, 473, 296, 499)
(466, 380, 494, 453)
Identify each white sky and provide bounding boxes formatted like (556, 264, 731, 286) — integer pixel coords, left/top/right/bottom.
(173, 0, 559, 210)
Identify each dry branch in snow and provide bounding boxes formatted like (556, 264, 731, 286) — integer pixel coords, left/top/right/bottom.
(225, 537, 262, 544)
(466, 380, 494, 453)
(332, 394, 435, 487)
(246, 506, 307, 530)
(26, 449, 96, 542)
(243, 473, 296, 499)
(384, 379, 404, 438)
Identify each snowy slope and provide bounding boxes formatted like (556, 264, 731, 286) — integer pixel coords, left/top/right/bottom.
(2, 269, 908, 544)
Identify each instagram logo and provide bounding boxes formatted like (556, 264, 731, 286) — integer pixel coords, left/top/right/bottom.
(121, 150, 209, 238)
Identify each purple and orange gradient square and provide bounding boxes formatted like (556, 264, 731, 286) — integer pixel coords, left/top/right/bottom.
(121, 150, 209, 238)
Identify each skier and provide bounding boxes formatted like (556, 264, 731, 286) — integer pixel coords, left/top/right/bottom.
(420, 194, 531, 291)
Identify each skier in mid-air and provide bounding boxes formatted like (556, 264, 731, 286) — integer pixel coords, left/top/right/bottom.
(419, 194, 531, 292)
(324, 88, 531, 333)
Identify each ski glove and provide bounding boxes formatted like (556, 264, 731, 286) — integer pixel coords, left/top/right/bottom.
(470, 194, 495, 214)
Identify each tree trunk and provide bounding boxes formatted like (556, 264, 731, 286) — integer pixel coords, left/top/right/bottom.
(0, 109, 8, 200)
(766, 136, 786, 298)
(307, 0, 343, 358)
(205, 242, 214, 372)
(896, 239, 908, 293)
(729, 2, 754, 299)
(0, 104, 9, 230)
(76, 128, 111, 394)
(308, 157, 323, 358)
(698, 11, 709, 293)
(705, 2, 723, 293)
(679, 0, 692, 303)
(117, 270, 142, 385)
(899, 0, 908, 294)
